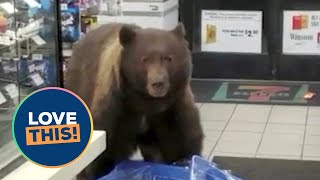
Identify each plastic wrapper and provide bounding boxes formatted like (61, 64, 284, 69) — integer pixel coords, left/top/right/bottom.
(98, 155, 244, 180)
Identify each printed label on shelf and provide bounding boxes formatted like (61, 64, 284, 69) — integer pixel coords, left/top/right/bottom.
(283, 11, 320, 55)
(28, 64, 36, 72)
(32, 54, 43, 61)
(30, 73, 44, 86)
(201, 10, 263, 53)
(0, 92, 7, 105)
(4, 84, 19, 99)
(32, 35, 46, 46)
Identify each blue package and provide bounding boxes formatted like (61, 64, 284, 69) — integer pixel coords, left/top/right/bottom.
(61, 4, 80, 43)
(98, 160, 189, 180)
(98, 156, 244, 180)
(42, 57, 57, 86)
(190, 156, 243, 180)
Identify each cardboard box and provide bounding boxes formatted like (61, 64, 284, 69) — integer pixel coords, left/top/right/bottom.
(121, 0, 179, 30)
(95, 0, 179, 30)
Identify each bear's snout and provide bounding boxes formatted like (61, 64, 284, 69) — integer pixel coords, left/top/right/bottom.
(147, 68, 169, 98)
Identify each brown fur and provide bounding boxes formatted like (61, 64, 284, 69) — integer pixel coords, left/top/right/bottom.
(65, 23, 204, 180)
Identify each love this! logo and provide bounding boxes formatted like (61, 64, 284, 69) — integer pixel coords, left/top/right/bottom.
(12, 87, 93, 168)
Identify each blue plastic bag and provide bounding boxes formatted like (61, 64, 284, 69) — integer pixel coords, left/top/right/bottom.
(190, 156, 243, 180)
(98, 160, 189, 180)
(98, 156, 244, 180)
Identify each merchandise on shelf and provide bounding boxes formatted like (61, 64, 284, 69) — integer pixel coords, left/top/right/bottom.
(80, 0, 120, 16)
(0, 82, 19, 111)
(81, 15, 97, 34)
(0, 0, 60, 113)
(61, 0, 81, 43)
(120, 0, 179, 30)
(0, 13, 7, 33)
(0, 55, 53, 89)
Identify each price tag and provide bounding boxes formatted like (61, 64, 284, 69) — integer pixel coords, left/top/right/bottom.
(61, 3, 68, 11)
(4, 84, 19, 99)
(32, 35, 46, 46)
(283, 11, 320, 55)
(0, 92, 7, 105)
(28, 64, 36, 72)
(201, 10, 262, 53)
(32, 54, 43, 61)
(30, 73, 44, 86)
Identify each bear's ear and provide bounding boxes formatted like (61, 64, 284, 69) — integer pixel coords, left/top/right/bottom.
(171, 22, 186, 40)
(119, 25, 136, 47)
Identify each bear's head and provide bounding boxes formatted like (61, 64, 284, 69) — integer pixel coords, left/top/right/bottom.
(119, 23, 192, 99)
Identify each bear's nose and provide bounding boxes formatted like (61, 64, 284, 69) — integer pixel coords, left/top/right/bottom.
(152, 82, 164, 90)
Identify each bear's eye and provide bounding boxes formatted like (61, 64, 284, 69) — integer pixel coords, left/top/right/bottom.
(163, 56, 172, 62)
(141, 57, 148, 63)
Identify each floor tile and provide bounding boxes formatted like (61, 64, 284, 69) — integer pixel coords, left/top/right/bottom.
(230, 104, 272, 123)
(202, 140, 215, 159)
(202, 131, 222, 159)
(303, 145, 320, 157)
(306, 125, 320, 136)
(258, 133, 303, 156)
(225, 121, 265, 133)
(212, 152, 255, 158)
(201, 121, 227, 131)
(265, 124, 305, 135)
(214, 132, 262, 154)
(203, 131, 222, 142)
(256, 154, 301, 160)
(269, 106, 307, 125)
(304, 135, 320, 145)
(307, 107, 320, 125)
(200, 103, 236, 121)
(302, 156, 320, 161)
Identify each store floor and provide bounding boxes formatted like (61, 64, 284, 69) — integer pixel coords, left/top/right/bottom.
(132, 103, 320, 161)
(198, 103, 320, 161)
(130, 102, 320, 179)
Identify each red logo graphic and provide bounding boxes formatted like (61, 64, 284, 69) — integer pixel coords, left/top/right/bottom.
(238, 86, 290, 101)
(292, 15, 308, 30)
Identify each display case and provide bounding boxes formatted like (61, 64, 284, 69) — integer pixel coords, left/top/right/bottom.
(181, 0, 320, 81)
(0, 0, 62, 178)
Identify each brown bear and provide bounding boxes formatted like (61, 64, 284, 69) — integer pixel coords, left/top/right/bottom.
(65, 23, 204, 180)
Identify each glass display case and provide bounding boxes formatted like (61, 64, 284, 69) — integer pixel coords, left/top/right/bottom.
(0, 0, 62, 178)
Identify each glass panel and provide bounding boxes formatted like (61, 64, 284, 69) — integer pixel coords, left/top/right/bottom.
(0, 0, 60, 178)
